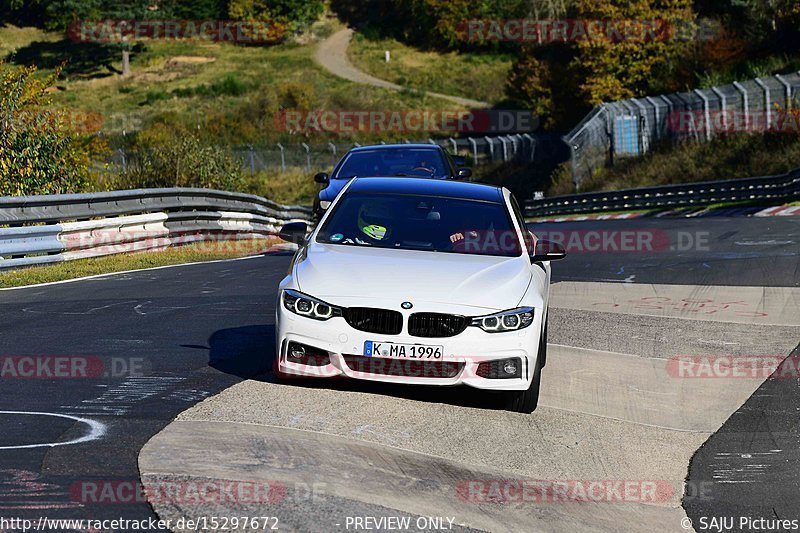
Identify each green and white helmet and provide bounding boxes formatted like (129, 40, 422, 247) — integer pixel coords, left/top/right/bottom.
(357, 200, 393, 241)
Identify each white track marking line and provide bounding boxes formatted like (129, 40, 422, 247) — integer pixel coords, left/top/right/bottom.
(0, 411, 106, 450)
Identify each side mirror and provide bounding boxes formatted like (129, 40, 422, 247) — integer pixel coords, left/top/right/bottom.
(279, 222, 308, 245)
(457, 167, 472, 179)
(314, 172, 329, 184)
(453, 155, 467, 167)
(531, 239, 566, 262)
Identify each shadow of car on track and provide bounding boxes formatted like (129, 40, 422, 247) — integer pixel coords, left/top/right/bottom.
(203, 325, 276, 380)
(202, 325, 507, 410)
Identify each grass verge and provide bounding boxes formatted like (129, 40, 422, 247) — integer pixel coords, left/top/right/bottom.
(0, 23, 467, 144)
(549, 132, 800, 196)
(0, 238, 282, 288)
(347, 31, 512, 104)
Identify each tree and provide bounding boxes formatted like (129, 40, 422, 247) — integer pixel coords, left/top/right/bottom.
(227, 0, 325, 33)
(0, 63, 92, 195)
(570, 0, 696, 105)
(731, 0, 800, 33)
(506, 44, 583, 130)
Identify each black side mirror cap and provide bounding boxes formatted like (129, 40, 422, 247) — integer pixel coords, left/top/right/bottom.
(530, 239, 566, 262)
(457, 167, 472, 179)
(279, 222, 308, 245)
(314, 172, 329, 184)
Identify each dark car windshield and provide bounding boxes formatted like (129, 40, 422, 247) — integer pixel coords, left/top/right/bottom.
(316, 193, 522, 257)
(333, 148, 448, 179)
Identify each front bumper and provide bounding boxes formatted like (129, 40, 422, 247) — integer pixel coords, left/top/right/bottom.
(276, 304, 543, 391)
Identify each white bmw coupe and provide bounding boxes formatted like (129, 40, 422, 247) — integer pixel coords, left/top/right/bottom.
(276, 177, 564, 413)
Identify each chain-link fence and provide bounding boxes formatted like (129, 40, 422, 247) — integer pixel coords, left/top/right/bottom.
(564, 72, 800, 189)
(105, 134, 540, 174)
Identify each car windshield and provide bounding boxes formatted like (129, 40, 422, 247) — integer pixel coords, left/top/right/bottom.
(316, 193, 522, 257)
(333, 148, 448, 179)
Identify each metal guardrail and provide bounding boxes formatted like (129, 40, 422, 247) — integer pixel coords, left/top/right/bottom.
(0, 188, 312, 270)
(524, 169, 800, 218)
(564, 72, 800, 187)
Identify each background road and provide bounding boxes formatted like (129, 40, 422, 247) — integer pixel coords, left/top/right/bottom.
(0, 216, 798, 530)
(532, 217, 800, 287)
(315, 29, 490, 109)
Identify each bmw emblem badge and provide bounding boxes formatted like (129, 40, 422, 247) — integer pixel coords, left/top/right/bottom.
(401, 301, 413, 310)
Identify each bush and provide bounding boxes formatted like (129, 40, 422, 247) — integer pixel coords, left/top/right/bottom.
(227, 0, 325, 34)
(118, 124, 243, 191)
(0, 62, 93, 196)
(242, 167, 320, 205)
(171, 74, 250, 99)
(278, 80, 316, 110)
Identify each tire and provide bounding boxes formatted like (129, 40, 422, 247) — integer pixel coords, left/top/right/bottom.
(505, 324, 546, 413)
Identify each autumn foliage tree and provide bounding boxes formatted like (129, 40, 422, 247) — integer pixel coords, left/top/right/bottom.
(0, 63, 92, 195)
(570, 0, 696, 105)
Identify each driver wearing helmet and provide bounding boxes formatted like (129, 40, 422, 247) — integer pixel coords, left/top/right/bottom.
(356, 199, 394, 243)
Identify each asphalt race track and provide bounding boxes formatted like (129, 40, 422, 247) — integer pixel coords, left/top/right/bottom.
(0, 216, 798, 532)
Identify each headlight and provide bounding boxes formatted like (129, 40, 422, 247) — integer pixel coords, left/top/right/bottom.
(282, 289, 342, 321)
(470, 307, 534, 333)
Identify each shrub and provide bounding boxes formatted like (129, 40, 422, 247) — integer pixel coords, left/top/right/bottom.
(242, 167, 320, 205)
(0, 62, 93, 196)
(118, 124, 244, 191)
(227, 0, 325, 34)
(278, 80, 316, 110)
(574, 132, 800, 194)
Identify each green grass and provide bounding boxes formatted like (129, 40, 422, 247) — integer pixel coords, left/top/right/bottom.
(0, 24, 467, 144)
(0, 24, 61, 58)
(242, 166, 322, 205)
(549, 132, 800, 197)
(347, 32, 512, 105)
(0, 238, 279, 288)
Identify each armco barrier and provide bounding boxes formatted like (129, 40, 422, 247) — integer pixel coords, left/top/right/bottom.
(0, 188, 312, 270)
(525, 169, 800, 218)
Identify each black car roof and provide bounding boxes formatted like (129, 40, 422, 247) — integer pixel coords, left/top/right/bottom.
(348, 143, 443, 152)
(347, 177, 505, 203)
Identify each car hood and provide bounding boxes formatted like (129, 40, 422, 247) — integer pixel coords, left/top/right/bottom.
(295, 243, 533, 312)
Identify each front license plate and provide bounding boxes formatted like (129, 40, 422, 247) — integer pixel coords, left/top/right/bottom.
(364, 341, 443, 359)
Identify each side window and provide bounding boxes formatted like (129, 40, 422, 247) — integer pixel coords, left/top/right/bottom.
(510, 195, 534, 255)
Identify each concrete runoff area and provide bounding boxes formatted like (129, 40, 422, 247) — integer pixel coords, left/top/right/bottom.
(139, 281, 800, 532)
